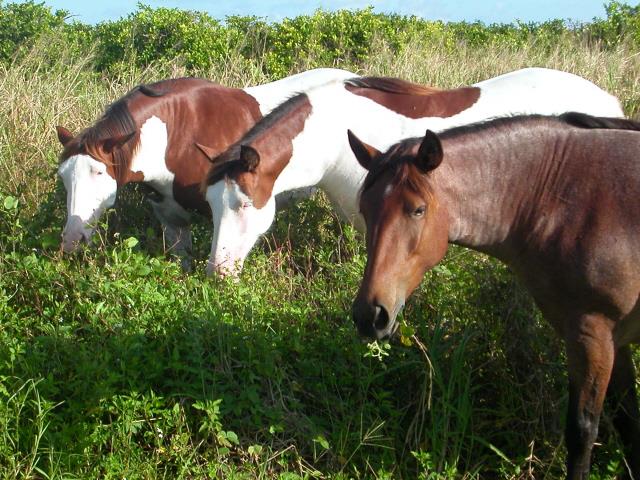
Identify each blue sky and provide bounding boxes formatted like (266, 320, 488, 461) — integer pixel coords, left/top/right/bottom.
(41, 0, 617, 25)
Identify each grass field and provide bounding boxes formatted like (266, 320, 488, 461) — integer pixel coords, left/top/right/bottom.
(1, 28, 639, 479)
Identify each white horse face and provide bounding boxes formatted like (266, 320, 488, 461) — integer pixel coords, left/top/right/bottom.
(205, 179, 276, 277)
(58, 154, 117, 252)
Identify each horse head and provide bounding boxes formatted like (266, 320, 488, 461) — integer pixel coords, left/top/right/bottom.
(349, 129, 450, 340)
(200, 142, 277, 277)
(56, 125, 135, 252)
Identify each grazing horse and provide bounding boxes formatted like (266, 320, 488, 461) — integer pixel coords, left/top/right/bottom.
(55, 68, 356, 266)
(199, 68, 623, 277)
(348, 112, 640, 479)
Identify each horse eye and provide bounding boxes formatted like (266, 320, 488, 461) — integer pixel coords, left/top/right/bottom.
(412, 205, 426, 217)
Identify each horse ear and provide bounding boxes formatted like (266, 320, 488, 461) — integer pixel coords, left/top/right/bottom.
(415, 130, 443, 173)
(348, 130, 380, 171)
(195, 142, 218, 163)
(240, 145, 260, 172)
(103, 131, 136, 153)
(56, 126, 74, 146)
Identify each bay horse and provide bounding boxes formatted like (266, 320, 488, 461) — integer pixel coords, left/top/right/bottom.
(348, 112, 640, 479)
(199, 68, 623, 277)
(55, 68, 356, 267)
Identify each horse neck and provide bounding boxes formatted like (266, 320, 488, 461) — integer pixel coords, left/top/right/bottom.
(434, 121, 568, 260)
(278, 86, 420, 227)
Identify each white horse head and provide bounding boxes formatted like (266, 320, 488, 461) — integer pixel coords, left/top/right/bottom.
(56, 125, 134, 252)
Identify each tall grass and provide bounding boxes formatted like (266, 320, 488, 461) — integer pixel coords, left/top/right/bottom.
(363, 33, 640, 115)
(0, 25, 638, 479)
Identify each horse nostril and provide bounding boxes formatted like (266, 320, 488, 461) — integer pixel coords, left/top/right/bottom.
(373, 304, 390, 331)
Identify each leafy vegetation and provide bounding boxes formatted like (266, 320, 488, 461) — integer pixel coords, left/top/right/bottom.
(0, 1, 639, 478)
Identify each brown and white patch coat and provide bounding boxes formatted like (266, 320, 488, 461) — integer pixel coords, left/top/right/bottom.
(202, 67, 623, 276)
(56, 69, 357, 264)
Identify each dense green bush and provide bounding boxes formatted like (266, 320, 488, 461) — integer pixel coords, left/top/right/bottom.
(2, 1, 640, 76)
(92, 5, 229, 71)
(0, 1, 67, 62)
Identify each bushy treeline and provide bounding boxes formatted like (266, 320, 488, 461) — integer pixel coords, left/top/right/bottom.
(1, 1, 639, 76)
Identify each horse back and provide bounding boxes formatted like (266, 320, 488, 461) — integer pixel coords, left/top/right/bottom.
(126, 78, 263, 212)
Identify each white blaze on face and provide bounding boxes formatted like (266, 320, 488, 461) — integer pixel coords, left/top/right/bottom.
(205, 180, 276, 277)
(58, 154, 117, 252)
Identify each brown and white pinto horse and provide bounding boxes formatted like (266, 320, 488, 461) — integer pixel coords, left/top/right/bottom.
(349, 113, 640, 479)
(199, 68, 623, 277)
(56, 69, 355, 266)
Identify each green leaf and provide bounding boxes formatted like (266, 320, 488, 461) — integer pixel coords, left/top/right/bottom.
(400, 335, 413, 347)
(248, 444, 263, 456)
(3, 196, 18, 210)
(269, 424, 284, 435)
(225, 430, 239, 445)
(136, 264, 152, 276)
(399, 324, 415, 337)
(313, 434, 330, 450)
(124, 236, 139, 249)
(278, 473, 302, 480)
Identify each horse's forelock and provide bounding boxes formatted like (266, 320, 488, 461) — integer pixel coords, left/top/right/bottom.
(201, 149, 245, 194)
(361, 141, 434, 203)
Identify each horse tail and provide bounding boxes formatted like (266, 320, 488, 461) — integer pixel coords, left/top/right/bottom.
(138, 84, 165, 97)
(345, 77, 441, 96)
(560, 111, 640, 131)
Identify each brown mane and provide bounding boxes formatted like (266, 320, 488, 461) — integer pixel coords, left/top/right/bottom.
(200, 144, 244, 193)
(345, 77, 441, 96)
(558, 111, 640, 131)
(345, 77, 479, 119)
(59, 83, 168, 184)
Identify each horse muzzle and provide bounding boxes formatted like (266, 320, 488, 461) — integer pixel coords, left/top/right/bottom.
(61, 216, 92, 253)
(352, 298, 399, 341)
(206, 255, 243, 280)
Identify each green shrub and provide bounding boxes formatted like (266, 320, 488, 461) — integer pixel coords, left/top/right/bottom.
(3, 1, 640, 76)
(0, 0, 67, 63)
(93, 5, 232, 72)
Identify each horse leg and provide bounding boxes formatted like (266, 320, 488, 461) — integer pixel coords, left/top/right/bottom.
(606, 345, 640, 479)
(149, 197, 192, 271)
(564, 314, 615, 480)
(163, 223, 193, 272)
